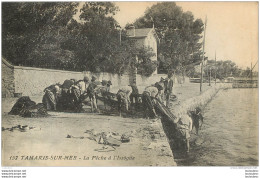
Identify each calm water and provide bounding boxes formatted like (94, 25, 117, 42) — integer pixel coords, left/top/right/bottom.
(186, 88, 258, 166)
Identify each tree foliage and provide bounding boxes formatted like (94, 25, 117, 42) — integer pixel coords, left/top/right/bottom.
(133, 2, 204, 74)
(189, 60, 255, 79)
(2, 2, 156, 76)
(2, 2, 79, 69)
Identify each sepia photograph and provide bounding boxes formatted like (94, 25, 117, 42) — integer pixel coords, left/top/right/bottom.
(1, 1, 258, 169)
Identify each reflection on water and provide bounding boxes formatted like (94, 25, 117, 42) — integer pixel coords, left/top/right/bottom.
(182, 88, 258, 166)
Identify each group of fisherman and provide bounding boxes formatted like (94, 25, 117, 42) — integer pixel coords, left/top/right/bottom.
(42, 73, 174, 117)
(42, 75, 111, 112)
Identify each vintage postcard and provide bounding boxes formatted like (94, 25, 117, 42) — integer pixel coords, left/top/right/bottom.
(1, 1, 258, 169)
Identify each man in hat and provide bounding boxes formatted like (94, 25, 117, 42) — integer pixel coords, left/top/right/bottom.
(129, 84, 139, 104)
(107, 80, 112, 92)
(142, 83, 164, 119)
(70, 79, 77, 84)
(165, 73, 174, 108)
(116, 86, 132, 116)
(78, 76, 90, 94)
(66, 76, 89, 112)
(91, 76, 97, 82)
(85, 76, 99, 112)
(69, 82, 82, 111)
(101, 80, 108, 87)
(100, 80, 112, 95)
(74, 77, 89, 96)
(128, 84, 140, 113)
(159, 77, 166, 101)
(61, 79, 74, 90)
(98, 80, 110, 110)
(42, 84, 61, 111)
(188, 107, 204, 135)
(59, 79, 75, 110)
(176, 114, 193, 153)
(154, 82, 164, 103)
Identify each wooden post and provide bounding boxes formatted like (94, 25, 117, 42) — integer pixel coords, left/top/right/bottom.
(200, 16, 207, 92)
(251, 62, 253, 81)
(209, 67, 211, 86)
(245, 61, 258, 84)
(215, 51, 217, 85)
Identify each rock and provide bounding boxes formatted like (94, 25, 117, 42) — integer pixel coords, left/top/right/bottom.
(147, 142, 157, 149)
(106, 136, 121, 147)
(112, 132, 119, 136)
(87, 136, 97, 141)
(195, 138, 204, 145)
(22, 125, 28, 129)
(121, 134, 130, 143)
(98, 135, 105, 144)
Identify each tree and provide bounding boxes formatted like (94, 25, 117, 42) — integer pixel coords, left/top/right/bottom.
(202, 60, 242, 80)
(64, 2, 156, 76)
(2, 2, 79, 69)
(2, 2, 157, 76)
(133, 2, 204, 75)
(61, 2, 121, 72)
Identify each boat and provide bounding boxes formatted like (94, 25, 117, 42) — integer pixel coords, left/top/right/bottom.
(189, 78, 201, 83)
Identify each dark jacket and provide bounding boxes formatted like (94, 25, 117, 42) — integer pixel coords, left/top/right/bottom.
(165, 78, 173, 93)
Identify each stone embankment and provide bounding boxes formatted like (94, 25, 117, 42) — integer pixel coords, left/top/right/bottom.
(171, 84, 231, 118)
(159, 84, 231, 163)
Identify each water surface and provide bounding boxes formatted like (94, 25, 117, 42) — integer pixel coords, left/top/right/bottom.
(183, 88, 258, 166)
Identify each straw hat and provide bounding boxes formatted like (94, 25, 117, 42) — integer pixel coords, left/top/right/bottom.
(83, 76, 89, 82)
(54, 85, 60, 92)
(107, 80, 112, 86)
(101, 80, 108, 86)
(91, 76, 97, 82)
(155, 82, 164, 91)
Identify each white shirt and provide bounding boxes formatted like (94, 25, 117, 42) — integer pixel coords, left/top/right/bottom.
(77, 81, 89, 94)
(118, 86, 132, 95)
(144, 86, 158, 97)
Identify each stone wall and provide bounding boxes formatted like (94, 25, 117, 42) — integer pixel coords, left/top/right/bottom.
(13, 66, 131, 96)
(3, 60, 189, 97)
(14, 66, 84, 96)
(13, 66, 173, 96)
(2, 58, 15, 98)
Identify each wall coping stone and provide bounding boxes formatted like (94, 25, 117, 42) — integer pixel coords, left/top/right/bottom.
(14, 66, 83, 75)
(2, 58, 14, 69)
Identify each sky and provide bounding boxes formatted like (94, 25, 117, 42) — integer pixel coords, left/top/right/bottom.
(113, 2, 258, 70)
